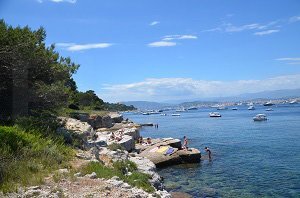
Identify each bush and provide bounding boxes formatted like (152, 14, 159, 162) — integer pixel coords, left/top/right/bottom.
(0, 126, 73, 192)
(79, 161, 155, 193)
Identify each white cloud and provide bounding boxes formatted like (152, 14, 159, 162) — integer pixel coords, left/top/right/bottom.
(37, 0, 77, 3)
(147, 41, 176, 47)
(276, 58, 300, 61)
(254, 29, 279, 36)
(276, 57, 300, 65)
(162, 35, 198, 41)
(150, 21, 160, 26)
(99, 74, 300, 102)
(289, 16, 300, 23)
(225, 23, 263, 32)
(56, 42, 113, 51)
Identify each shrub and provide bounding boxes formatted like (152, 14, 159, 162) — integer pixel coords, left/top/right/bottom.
(0, 126, 73, 192)
(79, 161, 155, 193)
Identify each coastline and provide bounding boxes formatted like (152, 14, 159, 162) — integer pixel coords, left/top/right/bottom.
(2, 111, 200, 197)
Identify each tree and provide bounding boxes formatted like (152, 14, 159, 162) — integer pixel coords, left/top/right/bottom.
(0, 20, 79, 120)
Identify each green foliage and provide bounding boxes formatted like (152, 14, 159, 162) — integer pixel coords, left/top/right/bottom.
(0, 19, 79, 119)
(107, 143, 126, 151)
(79, 161, 155, 193)
(0, 126, 73, 192)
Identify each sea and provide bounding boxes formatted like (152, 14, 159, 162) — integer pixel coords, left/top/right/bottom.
(123, 104, 300, 198)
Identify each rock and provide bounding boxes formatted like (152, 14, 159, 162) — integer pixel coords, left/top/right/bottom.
(99, 147, 129, 167)
(102, 115, 113, 128)
(87, 114, 103, 129)
(116, 135, 135, 152)
(58, 117, 93, 136)
(177, 148, 201, 163)
(85, 172, 97, 179)
(109, 112, 123, 123)
(58, 169, 69, 174)
(129, 156, 164, 190)
(111, 176, 120, 180)
(74, 172, 82, 177)
(123, 127, 140, 140)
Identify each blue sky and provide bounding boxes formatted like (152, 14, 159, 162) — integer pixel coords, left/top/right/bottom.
(1, 0, 300, 102)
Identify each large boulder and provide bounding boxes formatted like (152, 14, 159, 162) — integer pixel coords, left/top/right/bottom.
(115, 135, 135, 152)
(87, 115, 103, 129)
(58, 117, 93, 136)
(123, 127, 140, 140)
(129, 156, 164, 190)
(109, 112, 123, 123)
(98, 147, 129, 167)
(102, 115, 113, 128)
(137, 138, 201, 168)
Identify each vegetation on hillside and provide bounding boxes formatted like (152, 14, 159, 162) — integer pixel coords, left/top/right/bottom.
(0, 19, 137, 193)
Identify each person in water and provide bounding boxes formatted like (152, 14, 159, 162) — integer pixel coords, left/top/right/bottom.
(205, 147, 212, 159)
(182, 136, 188, 150)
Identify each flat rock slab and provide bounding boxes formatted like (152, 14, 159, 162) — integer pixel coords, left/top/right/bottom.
(137, 138, 201, 167)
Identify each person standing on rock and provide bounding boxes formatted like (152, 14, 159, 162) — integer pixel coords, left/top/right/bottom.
(205, 147, 212, 160)
(182, 136, 188, 150)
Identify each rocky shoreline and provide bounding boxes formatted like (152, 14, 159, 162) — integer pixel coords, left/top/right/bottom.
(3, 112, 200, 197)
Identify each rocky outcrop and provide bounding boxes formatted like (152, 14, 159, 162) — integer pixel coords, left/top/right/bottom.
(136, 138, 201, 168)
(129, 156, 164, 190)
(58, 117, 93, 136)
(109, 112, 123, 123)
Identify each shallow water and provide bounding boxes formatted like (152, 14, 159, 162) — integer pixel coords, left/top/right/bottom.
(124, 104, 300, 197)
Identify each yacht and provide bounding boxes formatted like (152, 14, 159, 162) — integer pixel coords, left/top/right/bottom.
(248, 106, 255, 110)
(232, 107, 238, 110)
(175, 108, 186, 112)
(263, 101, 274, 106)
(187, 107, 198, 110)
(253, 114, 267, 121)
(265, 108, 273, 111)
(142, 112, 150, 115)
(172, 113, 181, 116)
(289, 100, 298, 104)
(209, 112, 221, 117)
(160, 113, 167, 116)
(217, 106, 227, 110)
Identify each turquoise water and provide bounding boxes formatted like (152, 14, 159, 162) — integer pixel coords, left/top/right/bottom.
(124, 104, 300, 197)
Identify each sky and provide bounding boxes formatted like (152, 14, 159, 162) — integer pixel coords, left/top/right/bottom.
(1, 0, 300, 102)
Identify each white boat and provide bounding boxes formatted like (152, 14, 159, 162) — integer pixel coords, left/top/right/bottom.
(187, 107, 198, 110)
(248, 106, 255, 110)
(232, 107, 238, 110)
(209, 112, 221, 117)
(142, 112, 150, 115)
(265, 108, 273, 111)
(175, 108, 186, 112)
(172, 113, 181, 116)
(217, 106, 227, 110)
(289, 100, 298, 104)
(253, 114, 267, 121)
(160, 113, 167, 116)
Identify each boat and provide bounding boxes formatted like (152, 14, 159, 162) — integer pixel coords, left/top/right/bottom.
(175, 108, 186, 112)
(172, 114, 181, 116)
(289, 100, 298, 104)
(248, 106, 255, 110)
(160, 113, 167, 116)
(187, 107, 198, 110)
(217, 106, 227, 110)
(253, 114, 267, 121)
(209, 112, 221, 117)
(263, 101, 274, 106)
(265, 108, 273, 111)
(142, 112, 150, 115)
(232, 107, 238, 110)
